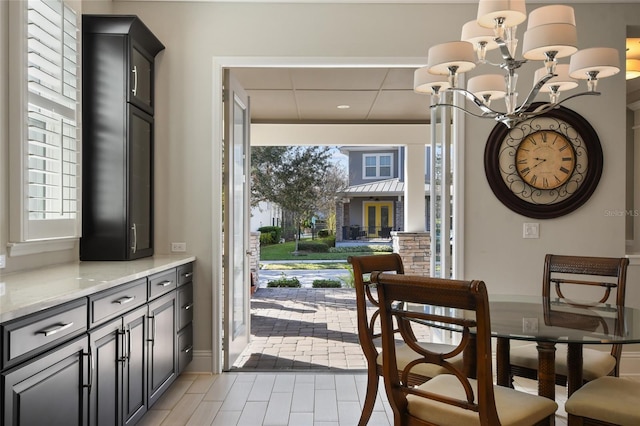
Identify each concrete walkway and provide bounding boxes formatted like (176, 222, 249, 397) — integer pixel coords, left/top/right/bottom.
(232, 287, 367, 371)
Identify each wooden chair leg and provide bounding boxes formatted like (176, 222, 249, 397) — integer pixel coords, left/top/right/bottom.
(359, 369, 379, 426)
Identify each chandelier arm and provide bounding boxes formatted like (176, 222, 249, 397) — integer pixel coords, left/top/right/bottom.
(529, 91, 602, 116)
(431, 103, 500, 120)
(447, 87, 500, 116)
(514, 73, 556, 114)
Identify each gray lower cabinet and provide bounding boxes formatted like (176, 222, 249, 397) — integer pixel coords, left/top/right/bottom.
(2, 335, 89, 425)
(147, 291, 177, 407)
(89, 305, 148, 426)
(1, 261, 193, 426)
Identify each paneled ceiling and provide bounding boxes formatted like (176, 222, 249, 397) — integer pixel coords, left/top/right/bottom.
(232, 67, 429, 124)
(232, 64, 640, 124)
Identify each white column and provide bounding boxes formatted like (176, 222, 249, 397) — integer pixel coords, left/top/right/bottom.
(631, 101, 640, 252)
(404, 144, 426, 232)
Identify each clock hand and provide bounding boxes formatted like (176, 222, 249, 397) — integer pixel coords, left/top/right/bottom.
(531, 158, 547, 169)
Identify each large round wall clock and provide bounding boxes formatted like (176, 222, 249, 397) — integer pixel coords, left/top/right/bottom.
(484, 104, 603, 219)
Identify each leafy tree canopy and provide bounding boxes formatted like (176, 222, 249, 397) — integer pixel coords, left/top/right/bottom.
(251, 146, 335, 221)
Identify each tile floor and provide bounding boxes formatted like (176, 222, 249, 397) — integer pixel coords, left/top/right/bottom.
(139, 288, 573, 425)
(137, 371, 569, 426)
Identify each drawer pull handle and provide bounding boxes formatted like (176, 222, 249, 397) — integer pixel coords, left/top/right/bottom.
(183, 345, 193, 354)
(183, 272, 193, 279)
(158, 280, 173, 287)
(114, 296, 135, 305)
(183, 303, 194, 311)
(37, 322, 74, 337)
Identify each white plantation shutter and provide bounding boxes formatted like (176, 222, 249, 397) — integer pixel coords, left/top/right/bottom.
(10, 0, 80, 245)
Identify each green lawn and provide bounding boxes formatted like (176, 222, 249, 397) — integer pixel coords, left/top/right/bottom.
(259, 240, 386, 264)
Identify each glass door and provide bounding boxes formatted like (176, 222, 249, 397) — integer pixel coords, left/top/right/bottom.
(223, 70, 251, 370)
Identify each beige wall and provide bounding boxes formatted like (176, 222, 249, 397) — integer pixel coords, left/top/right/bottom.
(2, 1, 640, 372)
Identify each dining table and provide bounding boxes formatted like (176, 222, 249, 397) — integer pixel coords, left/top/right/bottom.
(410, 294, 640, 401)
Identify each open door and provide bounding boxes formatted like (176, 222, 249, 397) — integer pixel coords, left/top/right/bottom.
(223, 69, 251, 370)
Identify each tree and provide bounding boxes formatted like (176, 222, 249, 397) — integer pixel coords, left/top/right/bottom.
(314, 163, 348, 234)
(251, 146, 334, 244)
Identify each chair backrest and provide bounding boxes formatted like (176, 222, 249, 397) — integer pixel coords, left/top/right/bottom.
(371, 272, 501, 424)
(542, 254, 629, 307)
(347, 254, 404, 366)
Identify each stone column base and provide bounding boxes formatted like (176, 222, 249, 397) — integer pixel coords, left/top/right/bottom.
(392, 231, 430, 276)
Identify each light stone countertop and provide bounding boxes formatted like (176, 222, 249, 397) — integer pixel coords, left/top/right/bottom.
(0, 255, 196, 323)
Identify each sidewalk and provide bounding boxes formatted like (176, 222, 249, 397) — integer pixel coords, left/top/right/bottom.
(233, 287, 367, 370)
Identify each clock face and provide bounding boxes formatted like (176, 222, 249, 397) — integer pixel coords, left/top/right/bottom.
(484, 105, 603, 219)
(515, 130, 576, 190)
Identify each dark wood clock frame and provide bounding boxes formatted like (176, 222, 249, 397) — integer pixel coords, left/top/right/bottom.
(484, 104, 603, 219)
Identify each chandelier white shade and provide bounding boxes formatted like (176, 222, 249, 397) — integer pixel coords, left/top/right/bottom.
(417, 1, 621, 128)
(627, 59, 640, 80)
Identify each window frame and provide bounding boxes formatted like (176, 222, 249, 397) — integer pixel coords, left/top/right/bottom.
(362, 153, 394, 179)
(8, 0, 81, 255)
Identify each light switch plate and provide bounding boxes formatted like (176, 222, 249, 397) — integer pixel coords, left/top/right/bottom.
(523, 317, 539, 333)
(523, 223, 539, 239)
(0, 254, 5, 269)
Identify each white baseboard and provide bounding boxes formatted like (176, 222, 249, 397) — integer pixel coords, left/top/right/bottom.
(621, 350, 640, 377)
(183, 350, 213, 374)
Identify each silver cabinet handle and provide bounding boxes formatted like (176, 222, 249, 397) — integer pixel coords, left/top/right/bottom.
(158, 280, 173, 287)
(84, 346, 94, 393)
(183, 303, 193, 311)
(114, 296, 135, 305)
(131, 223, 137, 254)
(118, 329, 127, 362)
(37, 322, 74, 337)
(182, 272, 193, 279)
(182, 345, 193, 354)
(148, 315, 156, 345)
(132, 65, 138, 96)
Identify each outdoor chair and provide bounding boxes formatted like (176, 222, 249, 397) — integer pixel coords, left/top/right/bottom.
(509, 254, 629, 389)
(372, 272, 558, 426)
(347, 254, 463, 426)
(565, 376, 640, 425)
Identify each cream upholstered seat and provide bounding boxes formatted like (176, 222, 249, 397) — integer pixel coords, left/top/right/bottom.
(347, 254, 463, 426)
(565, 376, 640, 425)
(509, 254, 629, 388)
(373, 272, 558, 426)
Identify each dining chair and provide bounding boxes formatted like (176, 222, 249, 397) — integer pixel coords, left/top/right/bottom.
(509, 254, 629, 388)
(564, 376, 640, 425)
(372, 272, 558, 426)
(347, 254, 463, 426)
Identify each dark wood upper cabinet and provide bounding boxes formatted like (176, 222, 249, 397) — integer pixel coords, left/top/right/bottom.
(81, 15, 164, 261)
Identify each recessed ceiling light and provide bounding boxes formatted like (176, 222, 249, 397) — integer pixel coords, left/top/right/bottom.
(337, 104, 350, 109)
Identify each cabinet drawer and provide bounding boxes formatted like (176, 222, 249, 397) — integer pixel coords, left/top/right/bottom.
(89, 278, 147, 327)
(177, 282, 194, 331)
(2, 299, 87, 368)
(177, 263, 193, 287)
(149, 268, 177, 300)
(177, 323, 193, 374)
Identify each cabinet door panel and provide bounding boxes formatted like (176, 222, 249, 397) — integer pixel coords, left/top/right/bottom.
(123, 306, 148, 426)
(128, 106, 153, 260)
(89, 320, 122, 426)
(2, 336, 88, 426)
(129, 45, 154, 113)
(147, 292, 176, 406)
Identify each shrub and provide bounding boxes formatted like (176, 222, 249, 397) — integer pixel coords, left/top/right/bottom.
(266, 274, 301, 288)
(312, 279, 342, 288)
(258, 226, 282, 245)
(339, 265, 355, 288)
(260, 233, 274, 245)
(297, 241, 329, 252)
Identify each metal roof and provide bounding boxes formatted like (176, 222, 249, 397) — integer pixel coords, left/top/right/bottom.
(342, 178, 430, 196)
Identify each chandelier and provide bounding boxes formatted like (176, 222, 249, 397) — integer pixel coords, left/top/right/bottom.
(414, 0, 621, 128)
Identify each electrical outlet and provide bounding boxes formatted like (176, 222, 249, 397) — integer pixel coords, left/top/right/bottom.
(523, 222, 539, 239)
(0, 255, 5, 269)
(523, 318, 539, 333)
(171, 242, 186, 252)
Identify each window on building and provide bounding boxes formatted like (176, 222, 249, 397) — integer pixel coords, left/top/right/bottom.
(8, 0, 80, 252)
(363, 153, 393, 179)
